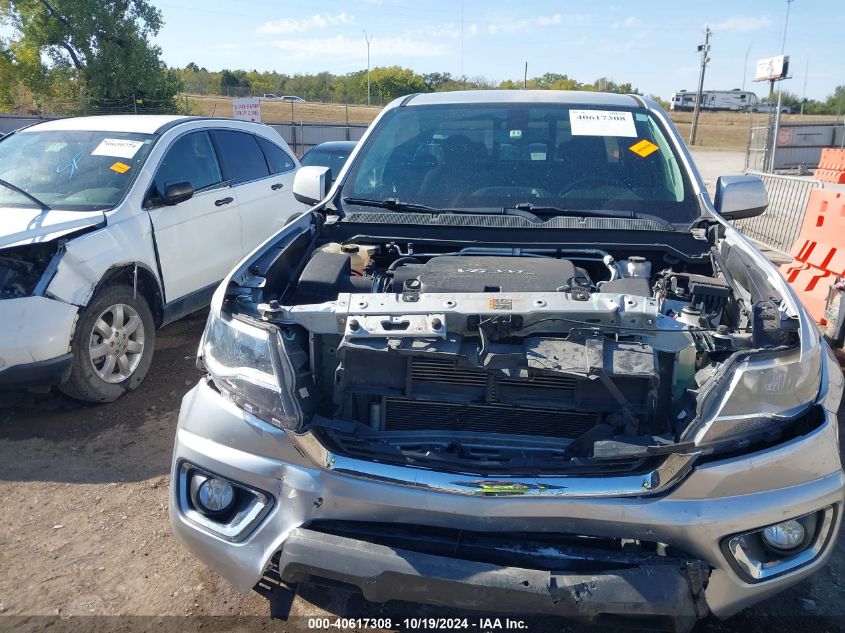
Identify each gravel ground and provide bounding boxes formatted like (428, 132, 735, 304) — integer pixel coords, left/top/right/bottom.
(2, 151, 843, 632)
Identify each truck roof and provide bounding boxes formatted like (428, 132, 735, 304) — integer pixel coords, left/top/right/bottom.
(403, 90, 642, 108)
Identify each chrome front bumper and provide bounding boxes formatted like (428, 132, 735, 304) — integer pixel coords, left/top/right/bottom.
(170, 379, 845, 620)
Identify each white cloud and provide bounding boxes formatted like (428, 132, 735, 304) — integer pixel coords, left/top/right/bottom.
(270, 35, 451, 59)
(406, 23, 461, 40)
(258, 13, 354, 35)
(537, 14, 563, 26)
(611, 16, 640, 29)
(468, 23, 479, 37)
(486, 13, 582, 35)
(713, 16, 772, 32)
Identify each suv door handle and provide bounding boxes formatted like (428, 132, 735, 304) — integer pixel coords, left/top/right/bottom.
(271, 183, 284, 190)
(214, 197, 234, 207)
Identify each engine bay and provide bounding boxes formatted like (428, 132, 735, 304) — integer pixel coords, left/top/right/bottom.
(218, 226, 809, 475)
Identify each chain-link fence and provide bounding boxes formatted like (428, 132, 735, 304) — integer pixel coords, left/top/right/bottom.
(733, 170, 822, 253)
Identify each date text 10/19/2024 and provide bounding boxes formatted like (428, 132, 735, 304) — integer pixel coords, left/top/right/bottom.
(307, 618, 530, 630)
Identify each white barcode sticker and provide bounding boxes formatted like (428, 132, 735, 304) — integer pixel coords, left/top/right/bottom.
(91, 138, 144, 159)
(570, 110, 637, 137)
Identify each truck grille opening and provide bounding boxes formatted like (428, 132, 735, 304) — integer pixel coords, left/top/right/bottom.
(384, 397, 599, 439)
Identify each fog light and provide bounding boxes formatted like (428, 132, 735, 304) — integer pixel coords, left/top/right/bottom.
(761, 519, 806, 552)
(192, 476, 234, 515)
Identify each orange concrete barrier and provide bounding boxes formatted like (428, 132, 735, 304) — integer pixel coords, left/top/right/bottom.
(781, 188, 845, 322)
(788, 189, 845, 273)
(815, 148, 845, 184)
(814, 169, 845, 184)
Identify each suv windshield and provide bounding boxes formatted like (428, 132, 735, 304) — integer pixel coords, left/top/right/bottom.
(343, 103, 700, 224)
(0, 130, 155, 211)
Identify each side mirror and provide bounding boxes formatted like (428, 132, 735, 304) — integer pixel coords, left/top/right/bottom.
(293, 166, 331, 205)
(161, 181, 194, 206)
(714, 175, 768, 220)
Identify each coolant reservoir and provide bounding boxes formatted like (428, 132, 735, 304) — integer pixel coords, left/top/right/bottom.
(318, 243, 377, 274)
(673, 344, 698, 400)
(623, 256, 652, 278)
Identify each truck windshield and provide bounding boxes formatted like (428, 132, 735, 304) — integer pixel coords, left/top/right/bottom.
(0, 130, 155, 211)
(343, 103, 700, 224)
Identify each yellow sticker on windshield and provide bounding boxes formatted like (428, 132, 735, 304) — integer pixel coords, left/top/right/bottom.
(629, 140, 659, 158)
(110, 161, 131, 174)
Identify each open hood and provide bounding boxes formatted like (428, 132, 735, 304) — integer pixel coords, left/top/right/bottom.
(0, 208, 106, 249)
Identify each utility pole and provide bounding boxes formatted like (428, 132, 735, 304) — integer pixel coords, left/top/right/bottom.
(689, 26, 711, 146)
(801, 58, 809, 115)
(132, 93, 138, 115)
(523, 62, 528, 89)
(772, 0, 794, 98)
(363, 30, 373, 106)
(770, 0, 795, 169)
(742, 43, 752, 91)
(781, 0, 794, 54)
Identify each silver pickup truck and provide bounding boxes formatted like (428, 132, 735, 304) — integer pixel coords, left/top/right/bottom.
(169, 90, 843, 631)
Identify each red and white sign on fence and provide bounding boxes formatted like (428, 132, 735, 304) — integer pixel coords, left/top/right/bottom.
(232, 97, 261, 122)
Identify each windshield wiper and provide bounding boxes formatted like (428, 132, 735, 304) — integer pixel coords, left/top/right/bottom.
(342, 197, 440, 213)
(0, 178, 50, 211)
(342, 197, 543, 222)
(510, 202, 634, 218)
(510, 203, 674, 229)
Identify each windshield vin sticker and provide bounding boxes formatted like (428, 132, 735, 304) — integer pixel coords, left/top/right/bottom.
(569, 110, 636, 137)
(629, 139, 660, 157)
(91, 138, 144, 159)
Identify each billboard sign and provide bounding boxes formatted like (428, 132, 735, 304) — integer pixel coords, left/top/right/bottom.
(232, 97, 261, 122)
(754, 55, 790, 82)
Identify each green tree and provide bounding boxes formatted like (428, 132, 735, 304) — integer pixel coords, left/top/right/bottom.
(0, 39, 16, 109)
(421, 71, 452, 91)
(0, 0, 181, 112)
(826, 85, 845, 116)
(367, 66, 428, 104)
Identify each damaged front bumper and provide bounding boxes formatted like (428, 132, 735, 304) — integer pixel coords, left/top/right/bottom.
(267, 526, 708, 630)
(170, 379, 845, 626)
(0, 296, 77, 387)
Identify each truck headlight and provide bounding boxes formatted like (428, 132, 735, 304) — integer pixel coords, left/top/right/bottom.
(201, 310, 303, 429)
(689, 339, 823, 447)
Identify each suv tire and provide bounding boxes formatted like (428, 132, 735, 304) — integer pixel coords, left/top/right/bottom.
(60, 284, 156, 402)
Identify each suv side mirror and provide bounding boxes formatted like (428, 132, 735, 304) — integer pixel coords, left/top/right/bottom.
(293, 166, 331, 205)
(162, 181, 194, 206)
(714, 175, 768, 220)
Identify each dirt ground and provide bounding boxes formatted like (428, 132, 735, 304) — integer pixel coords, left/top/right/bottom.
(1, 152, 844, 632)
(2, 311, 844, 633)
(3, 311, 845, 633)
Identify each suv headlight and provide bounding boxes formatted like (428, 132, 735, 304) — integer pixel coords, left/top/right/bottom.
(688, 336, 823, 448)
(201, 310, 304, 429)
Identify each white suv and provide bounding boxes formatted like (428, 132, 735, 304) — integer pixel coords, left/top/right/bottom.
(0, 115, 306, 401)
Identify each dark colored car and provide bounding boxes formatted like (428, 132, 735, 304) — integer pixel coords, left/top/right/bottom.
(300, 141, 357, 184)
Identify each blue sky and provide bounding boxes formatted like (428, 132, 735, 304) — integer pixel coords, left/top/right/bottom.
(152, 0, 841, 101)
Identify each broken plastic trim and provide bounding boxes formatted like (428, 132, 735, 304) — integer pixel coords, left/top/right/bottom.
(288, 430, 699, 498)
